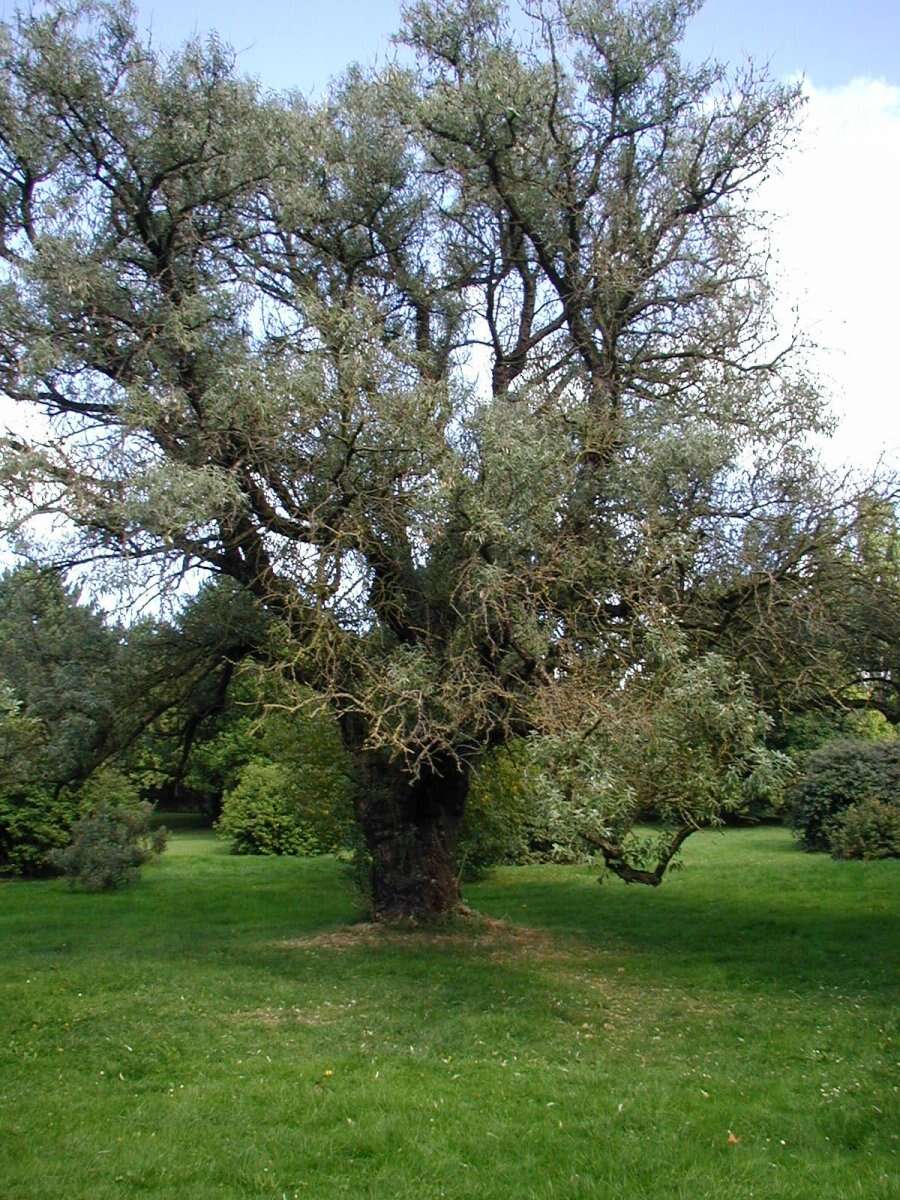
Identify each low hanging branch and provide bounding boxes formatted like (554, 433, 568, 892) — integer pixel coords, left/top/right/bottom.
(583, 826, 697, 887)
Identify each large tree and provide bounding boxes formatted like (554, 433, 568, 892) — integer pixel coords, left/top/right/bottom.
(0, 0, 891, 916)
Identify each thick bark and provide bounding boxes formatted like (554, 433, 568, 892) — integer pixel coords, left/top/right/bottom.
(351, 747, 469, 921)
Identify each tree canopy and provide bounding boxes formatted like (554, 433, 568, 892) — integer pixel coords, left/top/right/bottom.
(0, 0, 895, 916)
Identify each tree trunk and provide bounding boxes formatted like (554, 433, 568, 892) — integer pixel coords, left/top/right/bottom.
(352, 750, 469, 921)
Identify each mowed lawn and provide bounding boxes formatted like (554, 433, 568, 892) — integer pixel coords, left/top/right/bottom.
(1, 828, 897, 1199)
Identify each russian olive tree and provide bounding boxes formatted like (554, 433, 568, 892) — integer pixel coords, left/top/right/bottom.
(0, 1, 888, 916)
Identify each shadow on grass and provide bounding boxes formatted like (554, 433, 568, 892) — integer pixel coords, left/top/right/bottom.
(469, 864, 899, 998)
(4, 831, 897, 1007)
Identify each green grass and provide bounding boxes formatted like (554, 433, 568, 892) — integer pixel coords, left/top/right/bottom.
(1, 828, 897, 1199)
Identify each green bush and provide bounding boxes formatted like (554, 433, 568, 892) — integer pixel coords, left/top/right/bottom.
(179, 713, 259, 821)
(458, 746, 536, 874)
(827, 797, 900, 861)
(778, 707, 897, 759)
(0, 788, 81, 876)
(216, 759, 354, 856)
(790, 739, 900, 851)
(50, 799, 167, 890)
(0, 687, 162, 879)
(74, 766, 142, 812)
(457, 743, 603, 877)
(0, 680, 76, 875)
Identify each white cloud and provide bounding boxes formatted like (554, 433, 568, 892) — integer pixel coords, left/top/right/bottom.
(760, 77, 900, 472)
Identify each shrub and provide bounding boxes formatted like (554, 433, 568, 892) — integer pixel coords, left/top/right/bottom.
(50, 799, 167, 890)
(790, 739, 900, 851)
(457, 745, 537, 874)
(0, 787, 81, 876)
(75, 766, 142, 812)
(245, 701, 358, 851)
(0, 680, 76, 875)
(216, 759, 354, 856)
(778, 707, 897, 759)
(457, 742, 608, 877)
(828, 797, 900, 861)
(180, 715, 259, 821)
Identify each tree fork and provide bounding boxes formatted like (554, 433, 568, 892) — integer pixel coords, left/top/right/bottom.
(584, 826, 696, 887)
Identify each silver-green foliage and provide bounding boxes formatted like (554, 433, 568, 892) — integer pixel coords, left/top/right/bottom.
(524, 630, 793, 879)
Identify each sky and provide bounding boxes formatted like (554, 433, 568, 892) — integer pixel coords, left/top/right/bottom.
(0, 0, 898, 472)
(60, 1, 899, 96)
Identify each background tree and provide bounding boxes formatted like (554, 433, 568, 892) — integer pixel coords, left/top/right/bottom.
(0, 567, 121, 784)
(0, 1, 894, 916)
(118, 579, 270, 811)
(0, 567, 265, 793)
(0, 568, 269, 872)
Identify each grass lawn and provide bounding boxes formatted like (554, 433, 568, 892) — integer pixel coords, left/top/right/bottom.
(1, 827, 897, 1199)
